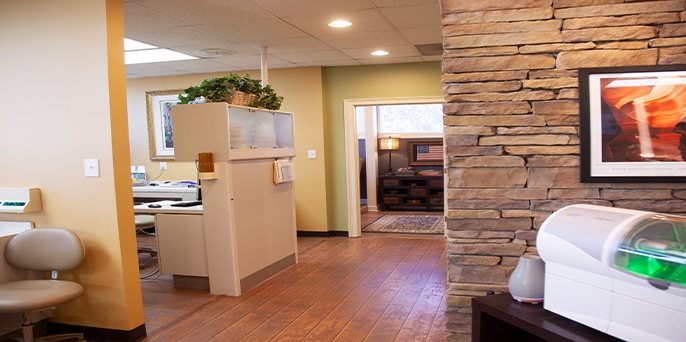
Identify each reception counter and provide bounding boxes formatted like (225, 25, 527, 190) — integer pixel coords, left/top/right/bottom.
(134, 185, 297, 296)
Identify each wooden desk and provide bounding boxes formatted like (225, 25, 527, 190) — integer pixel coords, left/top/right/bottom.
(472, 293, 623, 342)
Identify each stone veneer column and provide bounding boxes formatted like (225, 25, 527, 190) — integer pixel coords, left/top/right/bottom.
(439, 0, 686, 340)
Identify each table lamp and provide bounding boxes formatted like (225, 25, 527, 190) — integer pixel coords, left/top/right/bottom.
(378, 136, 400, 176)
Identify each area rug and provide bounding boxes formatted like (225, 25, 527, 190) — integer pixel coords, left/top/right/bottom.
(362, 214, 443, 234)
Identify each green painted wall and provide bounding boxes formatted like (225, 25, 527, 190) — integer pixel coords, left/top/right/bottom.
(321, 62, 443, 232)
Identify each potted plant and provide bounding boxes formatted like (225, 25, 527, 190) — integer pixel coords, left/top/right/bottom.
(256, 85, 283, 110)
(178, 72, 283, 110)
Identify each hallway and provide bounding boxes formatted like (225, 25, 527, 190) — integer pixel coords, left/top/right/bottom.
(138, 230, 447, 341)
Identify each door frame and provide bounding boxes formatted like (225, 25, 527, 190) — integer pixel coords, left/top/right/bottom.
(343, 96, 445, 237)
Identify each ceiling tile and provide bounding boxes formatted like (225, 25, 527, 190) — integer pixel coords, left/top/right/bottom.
(400, 27, 443, 45)
(210, 54, 295, 69)
(379, 4, 441, 29)
(281, 9, 393, 37)
(251, 37, 333, 54)
(249, 0, 375, 17)
(171, 42, 258, 57)
(317, 30, 407, 50)
(123, 0, 444, 78)
(273, 50, 354, 64)
(131, 0, 274, 25)
(123, 3, 184, 33)
(371, 0, 437, 8)
(358, 56, 424, 65)
(126, 26, 229, 49)
(200, 18, 309, 43)
(341, 45, 419, 59)
(299, 59, 362, 67)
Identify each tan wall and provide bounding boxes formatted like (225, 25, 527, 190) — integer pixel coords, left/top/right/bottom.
(0, 0, 144, 333)
(127, 67, 328, 232)
(322, 62, 444, 232)
(440, 0, 686, 339)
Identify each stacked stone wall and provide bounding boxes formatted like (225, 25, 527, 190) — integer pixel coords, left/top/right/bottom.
(439, 0, 686, 340)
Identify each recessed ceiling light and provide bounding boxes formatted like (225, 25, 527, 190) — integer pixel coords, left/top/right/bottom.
(328, 20, 352, 28)
(371, 50, 389, 56)
(123, 38, 197, 65)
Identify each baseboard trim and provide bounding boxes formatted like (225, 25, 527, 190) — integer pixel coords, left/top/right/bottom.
(240, 253, 296, 293)
(48, 322, 146, 342)
(297, 230, 349, 237)
(297, 231, 328, 237)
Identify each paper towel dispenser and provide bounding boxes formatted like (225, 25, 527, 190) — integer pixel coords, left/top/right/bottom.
(538, 204, 685, 342)
(0, 188, 41, 213)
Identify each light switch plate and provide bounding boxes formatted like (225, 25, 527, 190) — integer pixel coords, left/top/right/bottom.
(308, 150, 316, 159)
(84, 159, 99, 177)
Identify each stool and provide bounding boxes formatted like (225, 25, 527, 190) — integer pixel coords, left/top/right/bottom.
(135, 215, 157, 269)
(135, 215, 155, 236)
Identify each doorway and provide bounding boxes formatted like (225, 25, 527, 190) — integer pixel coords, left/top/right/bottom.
(343, 96, 445, 237)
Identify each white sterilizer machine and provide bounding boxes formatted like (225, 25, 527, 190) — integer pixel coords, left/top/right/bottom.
(537, 204, 685, 342)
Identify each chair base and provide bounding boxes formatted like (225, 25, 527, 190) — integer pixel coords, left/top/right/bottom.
(35, 333, 85, 342)
(137, 247, 157, 270)
(14, 313, 85, 342)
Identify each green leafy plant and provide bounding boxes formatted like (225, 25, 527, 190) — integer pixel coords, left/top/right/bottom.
(179, 77, 235, 104)
(178, 72, 283, 110)
(257, 85, 284, 110)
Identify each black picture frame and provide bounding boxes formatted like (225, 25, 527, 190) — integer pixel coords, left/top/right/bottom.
(408, 140, 443, 166)
(579, 64, 686, 183)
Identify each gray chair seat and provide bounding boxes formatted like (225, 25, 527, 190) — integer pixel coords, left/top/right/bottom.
(0, 280, 83, 313)
(0, 228, 85, 342)
(135, 214, 155, 236)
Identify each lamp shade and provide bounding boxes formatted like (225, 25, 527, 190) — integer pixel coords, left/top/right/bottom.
(378, 137, 400, 151)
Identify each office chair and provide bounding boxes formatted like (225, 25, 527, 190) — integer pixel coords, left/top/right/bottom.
(0, 228, 85, 342)
(134, 215, 157, 270)
(134, 215, 155, 236)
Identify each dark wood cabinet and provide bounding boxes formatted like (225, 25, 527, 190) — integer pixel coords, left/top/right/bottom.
(379, 175, 443, 211)
(472, 293, 623, 342)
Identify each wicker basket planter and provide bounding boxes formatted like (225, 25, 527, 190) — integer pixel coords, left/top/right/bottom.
(178, 72, 283, 110)
(224, 91, 259, 107)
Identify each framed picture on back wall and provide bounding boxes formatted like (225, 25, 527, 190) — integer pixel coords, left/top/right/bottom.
(145, 89, 184, 160)
(579, 64, 686, 182)
(408, 140, 443, 166)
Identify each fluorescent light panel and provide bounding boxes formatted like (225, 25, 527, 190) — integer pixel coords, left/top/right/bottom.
(124, 38, 197, 65)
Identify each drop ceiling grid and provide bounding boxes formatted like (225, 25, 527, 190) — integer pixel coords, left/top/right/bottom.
(123, 0, 443, 78)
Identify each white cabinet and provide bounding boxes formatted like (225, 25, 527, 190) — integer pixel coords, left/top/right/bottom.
(172, 103, 295, 162)
(155, 214, 207, 277)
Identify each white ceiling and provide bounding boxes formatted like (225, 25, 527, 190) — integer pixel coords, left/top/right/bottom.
(124, 0, 443, 78)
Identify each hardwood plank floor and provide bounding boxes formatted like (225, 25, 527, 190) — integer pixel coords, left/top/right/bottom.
(137, 212, 446, 342)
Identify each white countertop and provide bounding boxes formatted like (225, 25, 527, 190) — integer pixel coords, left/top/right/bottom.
(133, 200, 203, 215)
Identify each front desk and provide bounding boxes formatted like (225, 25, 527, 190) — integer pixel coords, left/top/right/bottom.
(134, 201, 209, 289)
(164, 103, 298, 296)
(134, 188, 297, 296)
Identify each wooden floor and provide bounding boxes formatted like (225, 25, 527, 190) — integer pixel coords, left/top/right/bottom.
(137, 211, 447, 341)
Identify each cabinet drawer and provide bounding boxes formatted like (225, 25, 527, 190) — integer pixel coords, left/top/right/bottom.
(382, 179, 399, 187)
(429, 198, 443, 205)
(384, 197, 400, 204)
(429, 180, 443, 187)
(409, 188, 427, 196)
(407, 199, 423, 204)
